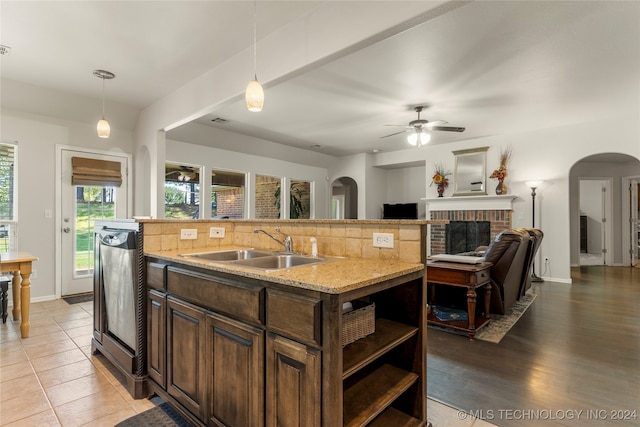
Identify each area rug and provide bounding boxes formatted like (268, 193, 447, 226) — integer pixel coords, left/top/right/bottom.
(62, 293, 93, 305)
(474, 292, 537, 343)
(115, 401, 193, 427)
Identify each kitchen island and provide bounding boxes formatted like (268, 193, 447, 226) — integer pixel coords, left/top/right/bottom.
(140, 219, 434, 427)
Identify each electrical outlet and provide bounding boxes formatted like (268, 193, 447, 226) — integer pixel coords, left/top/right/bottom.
(180, 229, 198, 240)
(209, 227, 225, 238)
(373, 232, 394, 248)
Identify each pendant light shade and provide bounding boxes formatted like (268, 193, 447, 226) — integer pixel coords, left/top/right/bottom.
(97, 118, 111, 138)
(246, 78, 264, 112)
(93, 69, 115, 139)
(407, 130, 431, 146)
(246, 1, 263, 112)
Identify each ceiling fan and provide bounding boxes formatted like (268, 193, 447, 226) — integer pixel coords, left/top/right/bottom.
(165, 165, 198, 182)
(380, 106, 465, 146)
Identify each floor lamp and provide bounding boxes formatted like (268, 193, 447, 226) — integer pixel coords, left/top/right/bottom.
(526, 180, 544, 282)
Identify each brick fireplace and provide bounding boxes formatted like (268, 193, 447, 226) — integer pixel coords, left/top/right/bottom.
(423, 195, 516, 255)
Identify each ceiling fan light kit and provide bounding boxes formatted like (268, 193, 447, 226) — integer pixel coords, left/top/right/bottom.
(381, 105, 465, 146)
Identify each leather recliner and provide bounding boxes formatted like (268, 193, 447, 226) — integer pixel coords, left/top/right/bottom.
(482, 229, 530, 315)
(512, 228, 544, 297)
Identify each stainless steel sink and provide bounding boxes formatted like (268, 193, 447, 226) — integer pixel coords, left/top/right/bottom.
(231, 254, 325, 271)
(181, 249, 273, 261)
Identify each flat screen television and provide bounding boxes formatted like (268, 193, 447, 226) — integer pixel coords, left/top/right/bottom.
(383, 203, 418, 219)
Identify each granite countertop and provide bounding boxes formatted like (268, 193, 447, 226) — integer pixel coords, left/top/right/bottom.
(145, 246, 424, 294)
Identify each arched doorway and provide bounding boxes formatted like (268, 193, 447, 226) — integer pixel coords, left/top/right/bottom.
(331, 177, 358, 219)
(569, 153, 640, 268)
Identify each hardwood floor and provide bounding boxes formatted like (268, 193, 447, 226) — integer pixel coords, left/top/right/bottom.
(427, 266, 640, 427)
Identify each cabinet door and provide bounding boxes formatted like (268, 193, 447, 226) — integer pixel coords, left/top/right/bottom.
(167, 296, 206, 419)
(266, 333, 321, 427)
(147, 289, 166, 388)
(206, 312, 264, 427)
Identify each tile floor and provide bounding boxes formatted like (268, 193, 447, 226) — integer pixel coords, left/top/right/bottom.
(1, 298, 497, 427)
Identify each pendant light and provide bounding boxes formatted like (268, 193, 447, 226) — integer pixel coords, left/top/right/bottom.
(93, 69, 115, 138)
(245, 1, 264, 112)
(407, 130, 431, 146)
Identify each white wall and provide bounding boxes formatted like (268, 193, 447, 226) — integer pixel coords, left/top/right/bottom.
(354, 115, 640, 282)
(1, 108, 134, 301)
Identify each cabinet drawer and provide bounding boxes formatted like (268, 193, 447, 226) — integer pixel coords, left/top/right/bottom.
(167, 267, 263, 325)
(147, 262, 167, 290)
(267, 289, 321, 347)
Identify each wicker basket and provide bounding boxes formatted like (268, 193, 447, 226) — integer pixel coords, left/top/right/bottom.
(342, 301, 375, 347)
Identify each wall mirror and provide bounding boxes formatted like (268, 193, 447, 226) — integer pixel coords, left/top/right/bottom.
(452, 147, 489, 196)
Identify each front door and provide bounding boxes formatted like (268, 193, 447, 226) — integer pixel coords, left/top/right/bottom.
(60, 149, 128, 296)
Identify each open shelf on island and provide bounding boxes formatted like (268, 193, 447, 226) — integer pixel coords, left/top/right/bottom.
(342, 318, 418, 379)
(368, 407, 423, 427)
(343, 363, 419, 427)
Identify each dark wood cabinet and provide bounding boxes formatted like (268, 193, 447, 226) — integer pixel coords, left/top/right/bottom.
(167, 296, 207, 419)
(266, 332, 321, 427)
(206, 312, 264, 427)
(147, 289, 166, 388)
(145, 258, 426, 427)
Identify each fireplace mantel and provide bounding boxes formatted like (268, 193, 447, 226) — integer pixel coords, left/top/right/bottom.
(421, 195, 518, 211)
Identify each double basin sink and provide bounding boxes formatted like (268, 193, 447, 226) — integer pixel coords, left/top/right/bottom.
(180, 249, 329, 272)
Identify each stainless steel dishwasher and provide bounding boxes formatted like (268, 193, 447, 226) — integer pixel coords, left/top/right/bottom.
(96, 226, 137, 350)
(92, 220, 146, 398)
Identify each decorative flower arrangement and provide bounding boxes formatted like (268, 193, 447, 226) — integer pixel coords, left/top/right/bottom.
(431, 163, 451, 197)
(431, 164, 451, 187)
(490, 146, 512, 181)
(490, 146, 512, 194)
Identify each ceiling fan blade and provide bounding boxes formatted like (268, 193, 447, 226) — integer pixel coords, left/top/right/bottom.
(384, 124, 412, 128)
(430, 126, 465, 132)
(380, 130, 408, 139)
(424, 120, 448, 127)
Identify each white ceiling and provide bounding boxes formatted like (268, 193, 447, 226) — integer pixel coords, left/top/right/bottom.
(2, 1, 638, 157)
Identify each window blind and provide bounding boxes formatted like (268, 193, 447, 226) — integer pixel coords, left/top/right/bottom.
(71, 156, 122, 187)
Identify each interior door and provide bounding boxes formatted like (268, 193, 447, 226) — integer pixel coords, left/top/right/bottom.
(631, 179, 639, 266)
(60, 149, 128, 296)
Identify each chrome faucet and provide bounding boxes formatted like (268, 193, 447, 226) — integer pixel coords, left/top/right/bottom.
(254, 227, 293, 253)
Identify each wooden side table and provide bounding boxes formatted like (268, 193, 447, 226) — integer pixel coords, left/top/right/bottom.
(426, 260, 493, 339)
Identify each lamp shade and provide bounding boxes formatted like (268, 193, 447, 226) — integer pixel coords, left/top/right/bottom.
(245, 79, 264, 112)
(525, 180, 543, 189)
(97, 118, 111, 139)
(407, 131, 431, 146)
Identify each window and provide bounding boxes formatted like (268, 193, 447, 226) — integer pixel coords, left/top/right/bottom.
(165, 163, 200, 219)
(255, 175, 281, 219)
(289, 180, 311, 219)
(0, 143, 17, 252)
(211, 170, 246, 219)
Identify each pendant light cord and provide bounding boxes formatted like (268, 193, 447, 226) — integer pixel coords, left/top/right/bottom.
(101, 77, 106, 119)
(253, 0, 257, 80)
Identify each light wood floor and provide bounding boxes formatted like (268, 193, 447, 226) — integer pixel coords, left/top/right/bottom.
(427, 266, 640, 427)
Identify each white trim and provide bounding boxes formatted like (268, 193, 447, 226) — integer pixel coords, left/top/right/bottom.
(55, 144, 132, 299)
(422, 194, 518, 212)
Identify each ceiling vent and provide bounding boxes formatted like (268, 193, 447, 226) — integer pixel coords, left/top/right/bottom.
(0, 45, 12, 56)
(210, 117, 228, 124)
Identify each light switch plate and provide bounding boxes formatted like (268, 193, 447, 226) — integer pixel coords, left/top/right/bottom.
(373, 232, 394, 248)
(210, 227, 225, 238)
(180, 229, 198, 240)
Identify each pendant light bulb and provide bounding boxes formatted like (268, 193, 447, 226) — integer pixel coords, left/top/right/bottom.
(93, 69, 115, 139)
(246, 1, 264, 112)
